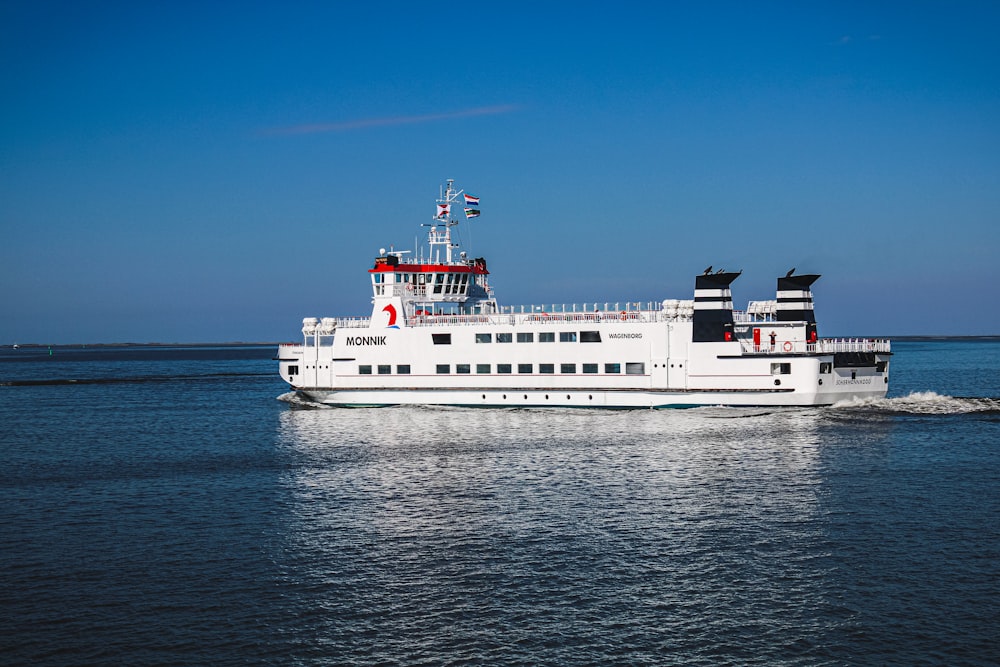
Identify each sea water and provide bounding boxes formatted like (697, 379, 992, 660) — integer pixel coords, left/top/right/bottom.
(1, 340, 997, 666)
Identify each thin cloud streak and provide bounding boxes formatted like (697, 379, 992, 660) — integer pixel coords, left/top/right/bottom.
(263, 104, 521, 136)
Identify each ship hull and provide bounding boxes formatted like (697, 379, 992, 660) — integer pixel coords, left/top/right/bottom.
(297, 382, 887, 409)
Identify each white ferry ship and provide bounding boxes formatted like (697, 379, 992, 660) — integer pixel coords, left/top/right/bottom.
(278, 180, 891, 408)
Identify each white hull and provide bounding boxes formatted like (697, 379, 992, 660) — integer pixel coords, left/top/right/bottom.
(298, 383, 887, 409)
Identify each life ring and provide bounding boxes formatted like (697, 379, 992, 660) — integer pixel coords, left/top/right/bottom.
(783, 341, 793, 352)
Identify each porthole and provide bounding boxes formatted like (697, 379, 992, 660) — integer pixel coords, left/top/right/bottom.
(482, 394, 486, 399)
(774, 379, 781, 386)
(818, 379, 823, 385)
(566, 394, 571, 400)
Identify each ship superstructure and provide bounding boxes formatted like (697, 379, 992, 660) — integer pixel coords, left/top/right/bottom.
(277, 180, 891, 407)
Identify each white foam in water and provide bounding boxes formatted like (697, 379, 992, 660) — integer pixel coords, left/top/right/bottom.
(833, 391, 1000, 414)
(276, 391, 332, 408)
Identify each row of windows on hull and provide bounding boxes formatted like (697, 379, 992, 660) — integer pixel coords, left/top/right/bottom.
(355, 362, 647, 375)
(436, 331, 603, 345)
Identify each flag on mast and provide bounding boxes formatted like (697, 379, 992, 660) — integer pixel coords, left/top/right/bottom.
(464, 194, 480, 206)
(436, 204, 451, 219)
(464, 207, 481, 218)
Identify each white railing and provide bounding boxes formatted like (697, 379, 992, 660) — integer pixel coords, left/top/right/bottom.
(739, 338, 891, 355)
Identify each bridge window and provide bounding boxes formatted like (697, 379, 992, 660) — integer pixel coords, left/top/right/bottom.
(580, 331, 601, 343)
(626, 362, 645, 375)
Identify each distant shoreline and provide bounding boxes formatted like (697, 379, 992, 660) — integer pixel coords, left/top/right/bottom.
(4, 342, 284, 349)
(4, 336, 999, 348)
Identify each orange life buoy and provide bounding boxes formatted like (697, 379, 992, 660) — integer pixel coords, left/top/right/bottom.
(783, 341, 793, 352)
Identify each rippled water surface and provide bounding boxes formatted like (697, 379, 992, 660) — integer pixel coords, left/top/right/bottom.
(1, 341, 998, 665)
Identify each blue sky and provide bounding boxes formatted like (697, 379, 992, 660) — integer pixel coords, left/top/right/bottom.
(2, 1, 998, 343)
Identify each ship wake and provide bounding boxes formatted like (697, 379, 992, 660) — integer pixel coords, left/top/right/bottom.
(832, 391, 1000, 415)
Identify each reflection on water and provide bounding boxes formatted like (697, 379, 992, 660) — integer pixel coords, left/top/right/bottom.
(273, 406, 839, 664)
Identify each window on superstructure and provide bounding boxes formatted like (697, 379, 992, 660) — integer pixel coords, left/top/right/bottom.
(539, 332, 555, 343)
(477, 364, 490, 374)
(497, 364, 512, 374)
(626, 362, 645, 375)
(559, 332, 577, 342)
(583, 363, 598, 374)
(288, 365, 299, 375)
(378, 365, 391, 375)
(605, 363, 621, 374)
(457, 364, 470, 374)
(771, 363, 791, 375)
(819, 362, 832, 374)
(517, 332, 533, 343)
(436, 364, 450, 374)
(432, 333, 452, 345)
(539, 364, 554, 374)
(561, 363, 576, 374)
(580, 331, 601, 343)
(518, 363, 532, 374)
(497, 333, 513, 343)
(359, 365, 372, 374)
(397, 365, 411, 374)
(475, 333, 492, 344)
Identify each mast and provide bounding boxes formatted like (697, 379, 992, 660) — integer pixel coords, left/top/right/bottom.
(427, 178, 463, 263)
